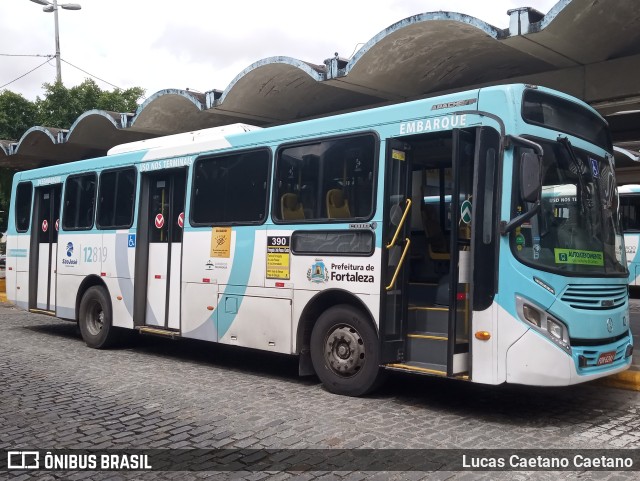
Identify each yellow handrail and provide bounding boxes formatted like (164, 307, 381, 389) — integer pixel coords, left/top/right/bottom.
(386, 238, 411, 291)
(386, 198, 412, 249)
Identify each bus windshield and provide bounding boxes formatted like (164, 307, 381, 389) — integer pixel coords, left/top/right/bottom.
(512, 138, 627, 276)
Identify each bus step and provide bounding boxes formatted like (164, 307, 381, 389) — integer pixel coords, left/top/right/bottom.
(137, 326, 181, 339)
(384, 361, 447, 376)
(408, 306, 449, 334)
(407, 331, 447, 365)
(29, 308, 56, 316)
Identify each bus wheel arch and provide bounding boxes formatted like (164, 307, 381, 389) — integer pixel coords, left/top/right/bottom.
(297, 290, 382, 396)
(75, 275, 109, 322)
(76, 277, 119, 349)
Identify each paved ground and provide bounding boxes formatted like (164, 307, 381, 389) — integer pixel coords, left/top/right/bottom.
(1, 305, 639, 480)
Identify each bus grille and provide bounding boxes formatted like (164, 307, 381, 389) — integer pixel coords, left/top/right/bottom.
(574, 343, 628, 368)
(560, 285, 627, 310)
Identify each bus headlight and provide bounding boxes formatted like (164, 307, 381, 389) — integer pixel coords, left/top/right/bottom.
(516, 296, 571, 353)
(547, 318, 564, 340)
(522, 304, 542, 327)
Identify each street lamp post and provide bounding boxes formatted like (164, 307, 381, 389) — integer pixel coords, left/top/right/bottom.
(29, 0, 81, 84)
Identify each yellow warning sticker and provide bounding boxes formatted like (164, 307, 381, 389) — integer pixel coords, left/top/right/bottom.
(392, 149, 406, 161)
(210, 227, 231, 258)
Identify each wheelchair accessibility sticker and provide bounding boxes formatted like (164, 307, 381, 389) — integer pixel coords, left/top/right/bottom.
(590, 158, 599, 178)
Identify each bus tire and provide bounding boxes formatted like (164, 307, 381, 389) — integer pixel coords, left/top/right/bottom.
(78, 286, 119, 349)
(310, 304, 382, 397)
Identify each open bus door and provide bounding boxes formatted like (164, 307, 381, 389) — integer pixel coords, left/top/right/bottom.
(381, 128, 484, 378)
(29, 183, 62, 314)
(380, 140, 412, 363)
(445, 129, 475, 377)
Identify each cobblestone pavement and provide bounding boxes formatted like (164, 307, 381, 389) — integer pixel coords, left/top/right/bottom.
(1, 304, 639, 480)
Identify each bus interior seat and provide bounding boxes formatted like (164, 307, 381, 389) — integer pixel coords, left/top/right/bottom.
(326, 189, 351, 218)
(281, 193, 305, 220)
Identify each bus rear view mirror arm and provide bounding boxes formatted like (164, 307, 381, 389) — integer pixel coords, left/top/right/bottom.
(510, 136, 543, 204)
(500, 202, 540, 236)
(500, 201, 540, 235)
(500, 135, 544, 235)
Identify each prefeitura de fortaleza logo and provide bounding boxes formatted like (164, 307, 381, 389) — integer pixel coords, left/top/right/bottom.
(307, 260, 329, 283)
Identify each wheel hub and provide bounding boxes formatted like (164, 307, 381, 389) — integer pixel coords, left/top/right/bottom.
(325, 325, 365, 377)
(87, 302, 104, 336)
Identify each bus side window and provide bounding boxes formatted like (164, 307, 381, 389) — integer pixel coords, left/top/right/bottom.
(621, 195, 640, 231)
(15, 182, 33, 232)
(63, 173, 97, 230)
(274, 134, 376, 222)
(97, 168, 136, 230)
(274, 153, 319, 221)
(191, 149, 270, 225)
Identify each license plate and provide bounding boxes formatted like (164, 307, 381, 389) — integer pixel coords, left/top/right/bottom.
(597, 351, 616, 366)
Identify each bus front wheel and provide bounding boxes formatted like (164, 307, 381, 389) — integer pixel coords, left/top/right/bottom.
(79, 286, 119, 349)
(310, 304, 382, 396)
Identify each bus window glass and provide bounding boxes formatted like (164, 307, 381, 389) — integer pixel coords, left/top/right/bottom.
(291, 230, 374, 255)
(482, 148, 496, 244)
(97, 168, 136, 229)
(511, 139, 625, 276)
(63, 173, 97, 230)
(192, 149, 270, 225)
(15, 182, 33, 232)
(522, 89, 612, 151)
(620, 195, 640, 232)
(275, 134, 376, 222)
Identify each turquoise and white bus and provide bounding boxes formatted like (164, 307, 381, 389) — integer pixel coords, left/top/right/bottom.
(5, 84, 632, 396)
(619, 184, 640, 286)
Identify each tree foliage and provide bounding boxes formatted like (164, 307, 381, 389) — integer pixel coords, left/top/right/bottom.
(0, 90, 38, 141)
(0, 79, 145, 141)
(0, 80, 145, 233)
(35, 79, 145, 130)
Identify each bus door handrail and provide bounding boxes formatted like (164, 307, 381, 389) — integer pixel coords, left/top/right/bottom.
(386, 198, 412, 249)
(386, 238, 411, 291)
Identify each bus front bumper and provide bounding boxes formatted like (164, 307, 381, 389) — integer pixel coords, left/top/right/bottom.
(506, 329, 632, 386)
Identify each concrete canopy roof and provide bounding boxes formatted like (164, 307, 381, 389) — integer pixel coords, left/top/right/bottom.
(2, 0, 640, 169)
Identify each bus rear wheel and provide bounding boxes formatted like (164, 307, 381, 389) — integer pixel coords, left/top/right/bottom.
(79, 286, 119, 349)
(310, 304, 382, 396)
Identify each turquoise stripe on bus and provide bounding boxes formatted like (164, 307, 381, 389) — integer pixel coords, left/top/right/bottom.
(115, 232, 134, 317)
(215, 228, 256, 339)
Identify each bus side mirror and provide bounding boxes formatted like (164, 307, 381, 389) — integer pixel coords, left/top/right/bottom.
(521, 152, 541, 203)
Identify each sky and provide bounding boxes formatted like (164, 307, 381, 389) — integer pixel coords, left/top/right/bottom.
(1, 0, 558, 102)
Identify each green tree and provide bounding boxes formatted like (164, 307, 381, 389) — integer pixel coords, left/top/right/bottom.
(0, 91, 30, 235)
(0, 90, 38, 141)
(35, 79, 145, 129)
(0, 79, 145, 233)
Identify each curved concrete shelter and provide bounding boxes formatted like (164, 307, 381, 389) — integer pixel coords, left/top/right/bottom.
(2, 0, 640, 175)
